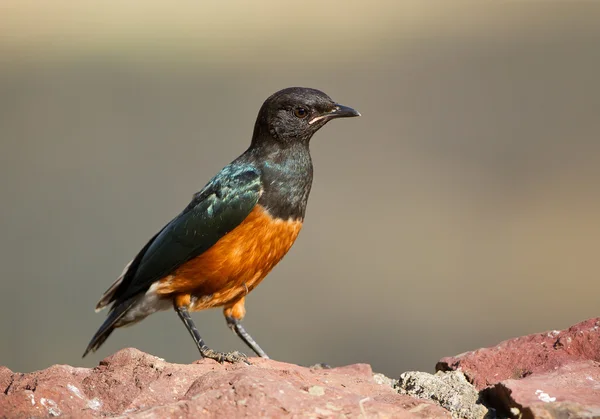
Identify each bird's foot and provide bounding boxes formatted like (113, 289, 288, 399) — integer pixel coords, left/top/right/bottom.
(201, 348, 250, 364)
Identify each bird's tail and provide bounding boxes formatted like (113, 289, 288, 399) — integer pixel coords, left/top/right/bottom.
(83, 299, 135, 357)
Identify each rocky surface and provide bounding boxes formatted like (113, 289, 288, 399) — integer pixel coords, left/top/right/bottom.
(483, 361, 600, 418)
(397, 370, 489, 419)
(439, 317, 600, 418)
(2, 318, 600, 418)
(437, 318, 600, 390)
(0, 348, 448, 418)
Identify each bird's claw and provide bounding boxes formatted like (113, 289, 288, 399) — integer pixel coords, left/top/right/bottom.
(201, 348, 250, 364)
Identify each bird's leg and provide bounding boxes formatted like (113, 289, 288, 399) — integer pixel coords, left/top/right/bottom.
(224, 297, 269, 358)
(173, 296, 249, 364)
(226, 317, 269, 358)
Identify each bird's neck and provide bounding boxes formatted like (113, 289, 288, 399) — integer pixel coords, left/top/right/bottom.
(245, 140, 313, 221)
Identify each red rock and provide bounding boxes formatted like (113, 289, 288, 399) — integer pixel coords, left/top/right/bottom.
(484, 361, 600, 418)
(436, 317, 600, 390)
(0, 348, 449, 418)
(0, 367, 13, 394)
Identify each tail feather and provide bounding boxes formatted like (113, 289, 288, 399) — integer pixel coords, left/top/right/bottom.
(83, 299, 135, 357)
(95, 260, 133, 312)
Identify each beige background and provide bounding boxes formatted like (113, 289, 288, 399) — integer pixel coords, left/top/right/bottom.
(1, 1, 599, 378)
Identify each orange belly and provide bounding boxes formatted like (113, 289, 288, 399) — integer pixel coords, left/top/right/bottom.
(155, 204, 302, 310)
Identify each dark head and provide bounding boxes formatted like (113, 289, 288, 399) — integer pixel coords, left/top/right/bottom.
(251, 87, 360, 146)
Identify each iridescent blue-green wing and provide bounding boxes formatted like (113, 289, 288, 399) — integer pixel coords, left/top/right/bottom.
(111, 164, 262, 304)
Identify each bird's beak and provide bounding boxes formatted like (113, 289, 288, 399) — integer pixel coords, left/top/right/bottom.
(331, 104, 361, 118)
(308, 104, 361, 125)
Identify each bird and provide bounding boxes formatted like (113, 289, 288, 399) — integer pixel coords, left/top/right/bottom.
(83, 87, 360, 363)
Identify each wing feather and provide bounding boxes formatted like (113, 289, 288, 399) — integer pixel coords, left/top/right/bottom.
(101, 164, 262, 307)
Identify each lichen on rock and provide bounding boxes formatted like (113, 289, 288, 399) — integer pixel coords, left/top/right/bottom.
(396, 370, 489, 419)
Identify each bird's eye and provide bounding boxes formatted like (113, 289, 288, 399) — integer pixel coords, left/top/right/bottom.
(294, 107, 308, 118)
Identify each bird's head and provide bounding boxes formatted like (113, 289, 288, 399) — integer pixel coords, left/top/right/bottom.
(252, 87, 360, 145)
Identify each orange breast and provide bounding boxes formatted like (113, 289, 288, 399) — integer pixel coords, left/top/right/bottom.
(155, 204, 302, 310)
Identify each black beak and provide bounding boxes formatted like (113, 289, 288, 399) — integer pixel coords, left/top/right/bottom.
(308, 103, 361, 125)
(331, 103, 361, 119)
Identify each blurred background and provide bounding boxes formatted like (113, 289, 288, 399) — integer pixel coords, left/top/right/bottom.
(1, 1, 599, 379)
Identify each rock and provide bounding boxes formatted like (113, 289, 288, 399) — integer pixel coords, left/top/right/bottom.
(373, 372, 398, 387)
(0, 348, 449, 418)
(437, 317, 600, 390)
(437, 317, 600, 418)
(482, 360, 600, 419)
(6, 318, 600, 418)
(396, 370, 489, 419)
